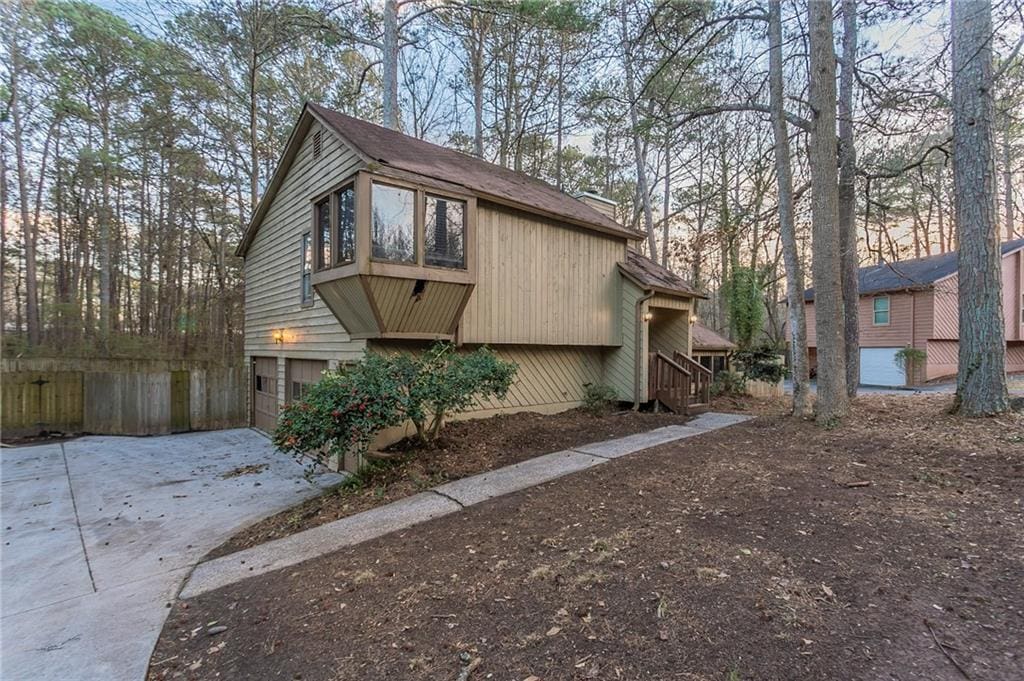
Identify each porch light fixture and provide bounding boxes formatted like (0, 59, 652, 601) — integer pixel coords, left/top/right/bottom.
(272, 328, 285, 344)
(689, 314, 698, 324)
(642, 311, 654, 322)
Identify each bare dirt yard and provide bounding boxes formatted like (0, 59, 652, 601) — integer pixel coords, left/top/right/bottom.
(210, 408, 693, 558)
(151, 395, 1023, 681)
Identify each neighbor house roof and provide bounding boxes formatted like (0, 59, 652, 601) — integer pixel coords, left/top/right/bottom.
(618, 249, 707, 299)
(309, 104, 639, 238)
(803, 237, 1024, 301)
(692, 322, 737, 351)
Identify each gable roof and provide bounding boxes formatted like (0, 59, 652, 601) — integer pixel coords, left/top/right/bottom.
(804, 237, 1024, 301)
(237, 103, 641, 257)
(692, 322, 737, 351)
(618, 249, 707, 299)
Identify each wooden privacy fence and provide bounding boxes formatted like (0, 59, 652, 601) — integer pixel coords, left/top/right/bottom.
(1, 358, 246, 438)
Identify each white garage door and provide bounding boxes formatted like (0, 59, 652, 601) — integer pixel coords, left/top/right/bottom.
(860, 348, 905, 387)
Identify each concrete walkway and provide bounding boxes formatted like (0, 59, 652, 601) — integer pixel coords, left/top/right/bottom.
(0, 429, 343, 681)
(181, 412, 752, 599)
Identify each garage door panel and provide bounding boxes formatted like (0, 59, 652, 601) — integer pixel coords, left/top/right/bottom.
(252, 357, 279, 433)
(860, 347, 905, 387)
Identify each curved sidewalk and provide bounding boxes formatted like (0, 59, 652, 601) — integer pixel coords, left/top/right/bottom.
(181, 412, 752, 599)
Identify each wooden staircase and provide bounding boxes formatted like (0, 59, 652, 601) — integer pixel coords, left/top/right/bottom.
(648, 351, 712, 415)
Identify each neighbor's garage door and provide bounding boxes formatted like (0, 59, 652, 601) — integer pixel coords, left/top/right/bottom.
(252, 357, 279, 433)
(286, 359, 327, 403)
(860, 348, 905, 387)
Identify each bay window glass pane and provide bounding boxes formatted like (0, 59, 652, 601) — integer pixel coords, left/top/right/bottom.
(336, 184, 355, 264)
(316, 198, 330, 269)
(371, 183, 415, 262)
(425, 196, 465, 269)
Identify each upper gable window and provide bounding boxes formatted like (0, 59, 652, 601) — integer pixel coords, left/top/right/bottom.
(336, 183, 356, 264)
(425, 195, 465, 269)
(371, 182, 415, 263)
(316, 197, 331, 269)
(872, 296, 890, 325)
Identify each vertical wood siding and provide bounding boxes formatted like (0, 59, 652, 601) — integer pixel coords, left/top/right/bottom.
(603, 277, 643, 401)
(243, 120, 366, 363)
(459, 203, 624, 346)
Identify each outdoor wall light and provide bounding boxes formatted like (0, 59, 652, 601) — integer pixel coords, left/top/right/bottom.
(642, 312, 654, 322)
(690, 315, 698, 324)
(272, 328, 286, 344)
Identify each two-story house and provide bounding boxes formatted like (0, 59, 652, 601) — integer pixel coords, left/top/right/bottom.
(237, 103, 710, 435)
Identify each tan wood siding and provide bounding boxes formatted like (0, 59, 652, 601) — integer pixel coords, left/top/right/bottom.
(649, 309, 692, 356)
(649, 294, 690, 311)
(315, 276, 380, 337)
(604, 277, 643, 401)
(459, 203, 624, 346)
(243, 120, 366, 363)
(366, 276, 470, 335)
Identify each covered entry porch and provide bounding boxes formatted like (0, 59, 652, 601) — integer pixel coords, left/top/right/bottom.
(612, 250, 710, 415)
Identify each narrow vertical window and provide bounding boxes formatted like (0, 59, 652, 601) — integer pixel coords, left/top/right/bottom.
(316, 198, 331, 269)
(336, 184, 355, 264)
(301, 232, 312, 304)
(371, 183, 415, 262)
(425, 195, 465, 269)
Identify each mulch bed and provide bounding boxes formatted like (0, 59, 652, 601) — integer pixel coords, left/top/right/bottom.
(152, 395, 1024, 680)
(207, 408, 696, 559)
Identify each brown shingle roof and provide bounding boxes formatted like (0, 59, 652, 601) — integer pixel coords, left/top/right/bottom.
(692, 322, 736, 351)
(309, 103, 639, 239)
(618, 249, 706, 298)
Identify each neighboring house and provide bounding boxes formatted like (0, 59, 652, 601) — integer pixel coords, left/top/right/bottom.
(691, 323, 737, 379)
(801, 238, 1024, 386)
(237, 103, 708, 438)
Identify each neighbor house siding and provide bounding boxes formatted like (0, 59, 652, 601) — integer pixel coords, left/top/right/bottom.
(243, 120, 368, 367)
(458, 203, 625, 346)
(932, 275, 959, 339)
(1003, 249, 1023, 340)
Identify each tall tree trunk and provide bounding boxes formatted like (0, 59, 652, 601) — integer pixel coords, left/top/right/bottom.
(808, 0, 849, 423)
(98, 100, 113, 350)
(1003, 110, 1015, 239)
(382, 0, 400, 129)
(619, 1, 657, 260)
(10, 31, 40, 346)
(662, 130, 671, 267)
(951, 0, 1009, 415)
(471, 12, 485, 157)
(838, 0, 860, 398)
(769, 0, 811, 417)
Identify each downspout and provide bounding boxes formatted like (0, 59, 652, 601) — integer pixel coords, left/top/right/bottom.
(634, 290, 656, 410)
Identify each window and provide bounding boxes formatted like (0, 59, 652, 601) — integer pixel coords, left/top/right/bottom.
(316, 198, 331, 269)
(291, 381, 303, 401)
(873, 296, 890, 325)
(371, 183, 415, 262)
(424, 195, 466, 268)
(255, 375, 263, 392)
(336, 184, 356, 264)
(300, 232, 312, 304)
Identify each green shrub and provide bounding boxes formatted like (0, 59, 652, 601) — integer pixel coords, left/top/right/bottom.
(582, 383, 618, 415)
(273, 343, 517, 470)
(894, 346, 926, 374)
(732, 345, 787, 384)
(711, 370, 747, 396)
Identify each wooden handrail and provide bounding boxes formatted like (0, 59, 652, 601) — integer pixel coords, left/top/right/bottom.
(674, 351, 712, 377)
(654, 351, 691, 376)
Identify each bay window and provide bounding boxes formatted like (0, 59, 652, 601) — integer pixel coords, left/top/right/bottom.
(371, 183, 416, 262)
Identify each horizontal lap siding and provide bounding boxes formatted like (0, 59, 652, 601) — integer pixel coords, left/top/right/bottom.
(244, 120, 366, 363)
(926, 339, 1024, 380)
(459, 203, 624, 346)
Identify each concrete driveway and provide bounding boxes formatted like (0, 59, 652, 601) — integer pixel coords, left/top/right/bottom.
(1, 428, 342, 681)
